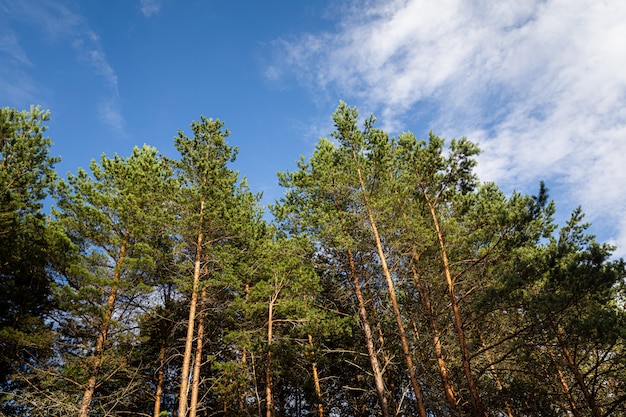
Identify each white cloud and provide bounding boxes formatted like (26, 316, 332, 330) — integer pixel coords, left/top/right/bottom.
(98, 97, 126, 134)
(0, 33, 32, 66)
(0, 7, 38, 105)
(139, 0, 162, 17)
(272, 0, 626, 257)
(0, 66, 41, 106)
(0, 0, 125, 134)
(0, 28, 40, 105)
(73, 30, 119, 89)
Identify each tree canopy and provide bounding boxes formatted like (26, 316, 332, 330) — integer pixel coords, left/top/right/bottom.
(1, 103, 624, 417)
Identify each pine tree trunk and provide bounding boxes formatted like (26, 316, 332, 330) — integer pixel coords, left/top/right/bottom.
(424, 194, 486, 417)
(153, 332, 166, 417)
(189, 287, 206, 417)
(265, 290, 277, 417)
(265, 351, 274, 417)
(409, 256, 459, 413)
(371, 302, 397, 413)
(331, 185, 389, 417)
(546, 343, 581, 417)
(77, 236, 127, 417)
(238, 282, 250, 413)
(77, 338, 103, 417)
(352, 152, 427, 417)
(153, 287, 171, 417)
(397, 192, 458, 414)
(179, 201, 205, 417)
(308, 334, 324, 417)
(346, 248, 390, 417)
(478, 330, 514, 417)
(556, 328, 602, 417)
(304, 294, 324, 417)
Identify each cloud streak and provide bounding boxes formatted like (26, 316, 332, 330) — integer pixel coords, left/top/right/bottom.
(272, 0, 626, 256)
(139, 0, 163, 17)
(0, 0, 125, 133)
(0, 4, 40, 105)
(0, 32, 32, 66)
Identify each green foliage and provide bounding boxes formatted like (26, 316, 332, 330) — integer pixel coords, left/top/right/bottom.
(19, 145, 181, 415)
(2, 102, 624, 416)
(0, 106, 59, 216)
(275, 102, 625, 416)
(0, 106, 59, 393)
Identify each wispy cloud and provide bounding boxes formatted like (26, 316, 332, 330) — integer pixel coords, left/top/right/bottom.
(271, 0, 626, 256)
(98, 97, 125, 134)
(73, 30, 119, 90)
(0, 0, 125, 134)
(0, 32, 32, 66)
(139, 0, 162, 17)
(0, 5, 39, 105)
(0, 65, 41, 106)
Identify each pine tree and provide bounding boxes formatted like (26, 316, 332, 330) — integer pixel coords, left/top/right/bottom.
(172, 116, 265, 416)
(47, 145, 177, 417)
(0, 106, 59, 407)
(510, 209, 626, 416)
(276, 128, 393, 416)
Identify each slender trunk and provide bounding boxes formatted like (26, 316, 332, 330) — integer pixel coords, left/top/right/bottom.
(556, 328, 602, 417)
(238, 282, 250, 413)
(266, 290, 277, 417)
(308, 334, 324, 417)
(250, 351, 263, 416)
(242, 283, 250, 364)
(352, 151, 427, 417)
(396, 188, 458, 413)
(304, 293, 324, 417)
(153, 287, 171, 417)
(347, 248, 390, 417)
(77, 340, 102, 417)
(478, 330, 514, 417)
(179, 201, 205, 417)
(331, 185, 389, 417)
(77, 236, 127, 417)
(424, 193, 485, 417)
(546, 343, 581, 417)
(409, 256, 459, 413)
(153, 328, 166, 417)
(189, 286, 206, 417)
(371, 301, 397, 413)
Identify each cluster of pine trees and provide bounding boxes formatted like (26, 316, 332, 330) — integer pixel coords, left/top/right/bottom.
(1, 103, 624, 417)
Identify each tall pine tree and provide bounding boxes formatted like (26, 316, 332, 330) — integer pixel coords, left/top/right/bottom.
(0, 106, 59, 404)
(45, 145, 176, 417)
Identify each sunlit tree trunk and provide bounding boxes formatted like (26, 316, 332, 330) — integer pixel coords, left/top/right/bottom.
(308, 333, 324, 417)
(371, 303, 396, 413)
(153, 287, 171, 417)
(545, 342, 581, 417)
(346, 248, 390, 417)
(478, 330, 514, 417)
(189, 286, 206, 417)
(304, 293, 324, 417)
(265, 287, 279, 417)
(78, 237, 127, 417)
(351, 150, 428, 417)
(237, 282, 250, 413)
(424, 193, 486, 417)
(153, 337, 166, 417)
(409, 255, 459, 413)
(179, 201, 204, 417)
(555, 328, 602, 417)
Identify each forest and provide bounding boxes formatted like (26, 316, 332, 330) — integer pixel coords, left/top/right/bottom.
(1, 103, 625, 417)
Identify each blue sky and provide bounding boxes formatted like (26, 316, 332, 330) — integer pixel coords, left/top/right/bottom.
(2, 0, 626, 257)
